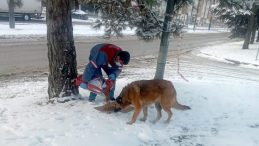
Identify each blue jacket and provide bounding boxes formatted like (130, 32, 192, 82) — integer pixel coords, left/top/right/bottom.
(82, 43, 123, 82)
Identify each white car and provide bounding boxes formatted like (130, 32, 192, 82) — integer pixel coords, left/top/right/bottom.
(71, 10, 88, 20)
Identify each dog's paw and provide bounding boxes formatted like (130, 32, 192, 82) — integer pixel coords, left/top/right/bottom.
(114, 108, 122, 112)
(164, 120, 171, 124)
(126, 121, 134, 125)
(151, 119, 159, 124)
(139, 118, 146, 122)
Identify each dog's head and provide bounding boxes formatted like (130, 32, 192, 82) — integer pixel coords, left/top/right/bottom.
(115, 84, 138, 111)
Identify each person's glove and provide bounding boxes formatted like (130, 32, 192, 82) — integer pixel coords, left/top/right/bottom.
(105, 79, 114, 91)
(108, 74, 116, 80)
(103, 79, 113, 97)
(75, 75, 83, 87)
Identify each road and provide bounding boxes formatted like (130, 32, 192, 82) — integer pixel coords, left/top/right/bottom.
(0, 33, 233, 75)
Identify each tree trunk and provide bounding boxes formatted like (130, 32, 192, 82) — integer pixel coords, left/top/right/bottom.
(202, 0, 208, 26)
(190, 2, 195, 24)
(250, 15, 257, 44)
(256, 30, 259, 42)
(243, 12, 255, 49)
(46, 0, 78, 99)
(154, 0, 176, 79)
(8, 0, 15, 29)
(194, 0, 201, 31)
(74, 0, 79, 10)
(208, 0, 215, 30)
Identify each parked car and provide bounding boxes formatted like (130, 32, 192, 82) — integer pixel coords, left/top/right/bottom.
(71, 10, 88, 20)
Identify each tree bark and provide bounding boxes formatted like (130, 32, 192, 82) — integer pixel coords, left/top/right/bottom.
(208, 0, 216, 30)
(46, 0, 78, 99)
(250, 15, 257, 44)
(194, 0, 202, 31)
(154, 0, 176, 79)
(74, 0, 79, 10)
(243, 10, 255, 49)
(8, 0, 15, 29)
(256, 30, 259, 42)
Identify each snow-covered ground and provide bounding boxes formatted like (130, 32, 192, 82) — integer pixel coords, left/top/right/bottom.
(0, 21, 229, 38)
(184, 25, 230, 34)
(0, 21, 135, 38)
(198, 41, 259, 69)
(0, 40, 259, 146)
(1, 20, 259, 146)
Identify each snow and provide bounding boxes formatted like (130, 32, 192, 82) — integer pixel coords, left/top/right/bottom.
(72, 10, 88, 15)
(0, 21, 135, 38)
(185, 25, 230, 34)
(0, 21, 229, 39)
(1, 20, 259, 146)
(1, 72, 259, 146)
(1, 42, 259, 146)
(198, 41, 259, 68)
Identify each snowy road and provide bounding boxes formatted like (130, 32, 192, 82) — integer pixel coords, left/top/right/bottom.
(0, 33, 232, 75)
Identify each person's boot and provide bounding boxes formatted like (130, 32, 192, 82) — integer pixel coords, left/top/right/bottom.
(88, 92, 97, 102)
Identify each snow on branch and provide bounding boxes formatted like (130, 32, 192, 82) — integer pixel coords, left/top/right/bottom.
(211, 0, 253, 38)
(83, 0, 192, 40)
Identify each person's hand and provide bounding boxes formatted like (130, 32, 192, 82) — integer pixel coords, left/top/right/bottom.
(108, 74, 116, 80)
(103, 79, 114, 101)
(105, 79, 114, 91)
(75, 75, 83, 87)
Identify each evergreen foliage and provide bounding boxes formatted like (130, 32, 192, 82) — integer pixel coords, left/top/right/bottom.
(82, 0, 192, 40)
(211, 0, 252, 38)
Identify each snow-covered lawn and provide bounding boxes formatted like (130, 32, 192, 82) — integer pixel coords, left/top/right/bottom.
(0, 21, 229, 38)
(198, 41, 259, 69)
(0, 21, 135, 38)
(184, 25, 230, 34)
(0, 76, 259, 146)
(1, 44, 259, 146)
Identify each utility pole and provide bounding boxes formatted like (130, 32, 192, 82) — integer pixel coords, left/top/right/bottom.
(8, 0, 15, 29)
(154, 0, 176, 79)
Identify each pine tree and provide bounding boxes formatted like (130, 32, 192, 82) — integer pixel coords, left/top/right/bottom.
(82, 0, 193, 40)
(211, 0, 252, 38)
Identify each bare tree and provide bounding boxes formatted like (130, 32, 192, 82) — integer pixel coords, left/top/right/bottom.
(46, 0, 78, 100)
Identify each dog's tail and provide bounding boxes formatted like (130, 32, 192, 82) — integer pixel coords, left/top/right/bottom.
(173, 101, 191, 110)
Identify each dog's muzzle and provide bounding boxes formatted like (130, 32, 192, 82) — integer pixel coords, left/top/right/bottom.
(115, 96, 123, 104)
(113, 96, 123, 112)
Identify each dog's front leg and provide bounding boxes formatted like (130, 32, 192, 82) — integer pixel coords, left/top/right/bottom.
(127, 107, 141, 125)
(140, 106, 148, 122)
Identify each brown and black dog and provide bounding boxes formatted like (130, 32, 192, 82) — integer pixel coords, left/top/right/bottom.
(115, 79, 190, 124)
